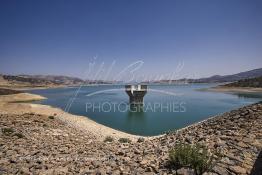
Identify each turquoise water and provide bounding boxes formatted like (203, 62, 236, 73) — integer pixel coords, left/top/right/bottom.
(28, 84, 262, 136)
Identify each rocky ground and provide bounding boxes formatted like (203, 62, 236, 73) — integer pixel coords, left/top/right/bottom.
(0, 103, 262, 175)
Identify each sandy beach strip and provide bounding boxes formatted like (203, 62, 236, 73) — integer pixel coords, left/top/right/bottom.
(199, 86, 262, 93)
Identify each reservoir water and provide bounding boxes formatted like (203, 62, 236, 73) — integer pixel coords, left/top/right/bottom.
(28, 84, 262, 136)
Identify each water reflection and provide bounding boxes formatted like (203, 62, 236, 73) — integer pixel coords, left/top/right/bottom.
(129, 104, 145, 113)
(127, 104, 146, 119)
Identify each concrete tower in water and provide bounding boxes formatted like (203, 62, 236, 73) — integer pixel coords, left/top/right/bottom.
(125, 85, 147, 105)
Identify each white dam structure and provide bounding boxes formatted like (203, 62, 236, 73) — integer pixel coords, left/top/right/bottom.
(125, 85, 147, 104)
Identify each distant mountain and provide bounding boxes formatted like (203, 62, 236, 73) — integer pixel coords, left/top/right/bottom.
(193, 68, 262, 83)
(18, 75, 85, 85)
(1, 68, 262, 88)
(0, 74, 114, 89)
(147, 68, 262, 84)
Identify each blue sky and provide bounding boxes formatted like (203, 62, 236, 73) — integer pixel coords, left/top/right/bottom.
(0, 0, 262, 80)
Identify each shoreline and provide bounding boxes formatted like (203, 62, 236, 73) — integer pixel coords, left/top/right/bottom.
(0, 85, 66, 91)
(5, 83, 262, 93)
(200, 86, 262, 93)
(28, 104, 144, 141)
(0, 83, 118, 91)
(0, 92, 146, 141)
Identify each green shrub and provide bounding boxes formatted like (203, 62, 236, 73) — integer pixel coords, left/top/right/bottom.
(2, 128, 14, 135)
(169, 143, 192, 170)
(34, 119, 43, 123)
(48, 116, 54, 119)
(169, 143, 219, 175)
(104, 136, 114, 143)
(13, 132, 24, 138)
(190, 144, 217, 175)
(137, 137, 145, 143)
(2, 128, 24, 138)
(118, 138, 131, 143)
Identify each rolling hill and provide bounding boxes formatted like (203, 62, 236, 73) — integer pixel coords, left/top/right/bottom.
(148, 68, 262, 84)
(222, 76, 262, 88)
(0, 74, 113, 89)
(193, 68, 262, 83)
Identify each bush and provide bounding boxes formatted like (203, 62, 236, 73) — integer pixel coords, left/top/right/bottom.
(13, 132, 24, 138)
(169, 143, 192, 170)
(48, 116, 54, 119)
(169, 143, 219, 175)
(2, 128, 24, 138)
(104, 136, 114, 143)
(34, 119, 43, 123)
(2, 128, 14, 135)
(137, 137, 145, 143)
(118, 138, 131, 143)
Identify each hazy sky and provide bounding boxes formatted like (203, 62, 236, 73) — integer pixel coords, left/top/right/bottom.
(0, 0, 262, 80)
